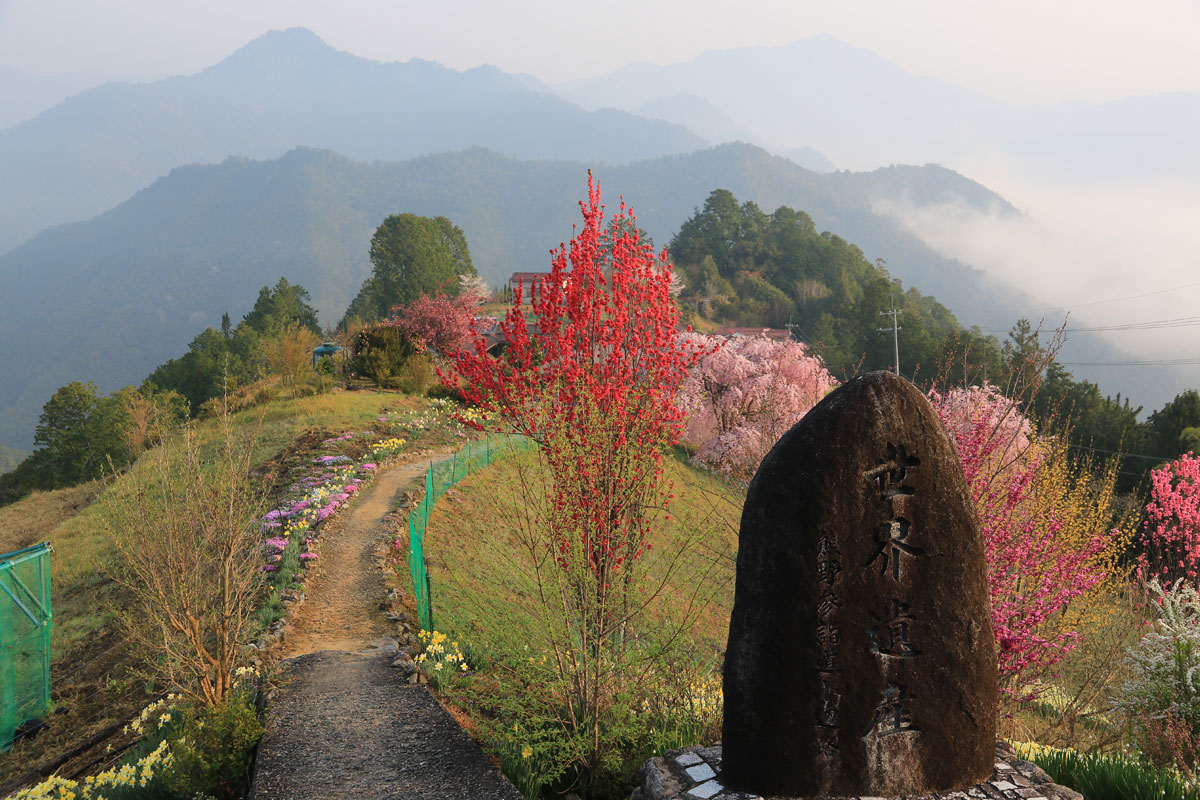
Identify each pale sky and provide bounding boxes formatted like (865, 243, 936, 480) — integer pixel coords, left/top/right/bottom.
(2, 0, 1200, 105)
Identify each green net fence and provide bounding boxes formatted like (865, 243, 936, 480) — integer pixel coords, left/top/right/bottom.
(408, 434, 535, 632)
(0, 542, 52, 752)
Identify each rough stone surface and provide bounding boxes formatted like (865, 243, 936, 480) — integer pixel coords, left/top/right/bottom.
(251, 649, 523, 799)
(723, 371, 997, 797)
(630, 741, 1083, 800)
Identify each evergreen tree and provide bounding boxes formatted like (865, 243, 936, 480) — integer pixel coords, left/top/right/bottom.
(342, 214, 475, 325)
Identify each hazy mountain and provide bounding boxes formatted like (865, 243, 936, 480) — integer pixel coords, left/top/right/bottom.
(0, 27, 706, 255)
(633, 92, 762, 147)
(557, 36, 1200, 181)
(777, 146, 836, 173)
(558, 36, 1008, 170)
(0, 142, 1166, 449)
(631, 92, 836, 172)
(0, 65, 111, 129)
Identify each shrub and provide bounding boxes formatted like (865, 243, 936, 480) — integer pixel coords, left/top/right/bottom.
(1141, 452, 1200, 587)
(162, 690, 264, 799)
(1115, 578, 1200, 776)
(929, 383, 1133, 711)
(102, 407, 266, 706)
(350, 325, 418, 385)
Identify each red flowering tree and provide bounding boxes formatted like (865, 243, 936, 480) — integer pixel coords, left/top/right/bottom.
(929, 384, 1125, 711)
(452, 174, 698, 591)
(677, 332, 836, 480)
(1141, 452, 1200, 585)
(448, 175, 708, 786)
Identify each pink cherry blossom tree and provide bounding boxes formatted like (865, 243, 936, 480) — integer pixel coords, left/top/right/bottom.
(677, 332, 837, 480)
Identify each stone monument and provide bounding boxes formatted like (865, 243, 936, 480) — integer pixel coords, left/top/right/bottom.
(721, 370, 997, 797)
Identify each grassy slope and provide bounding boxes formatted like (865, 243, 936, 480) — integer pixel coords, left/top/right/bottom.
(421, 448, 744, 662)
(0, 387, 419, 785)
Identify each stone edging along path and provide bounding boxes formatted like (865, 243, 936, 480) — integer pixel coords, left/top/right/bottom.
(631, 741, 1083, 800)
(251, 446, 524, 799)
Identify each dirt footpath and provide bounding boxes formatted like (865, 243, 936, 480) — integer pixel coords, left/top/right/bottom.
(280, 453, 448, 657)
(252, 448, 523, 799)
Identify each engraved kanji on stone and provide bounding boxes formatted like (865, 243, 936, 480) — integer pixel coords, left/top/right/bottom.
(817, 586, 840, 618)
(869, 599, 921, 658)
(820, 675, 842, 727)
(865, 442, 921, 500)
(866, 683, 917, 738)
(817, 533, 842, 584)
(816, 725, 839, 755)
(869, 517, 926, 580)
(816, 620, 840, 670)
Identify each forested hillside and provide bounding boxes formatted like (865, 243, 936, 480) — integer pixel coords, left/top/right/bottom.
(0, 143, 1160, 448)
(670, 189, 999, 381)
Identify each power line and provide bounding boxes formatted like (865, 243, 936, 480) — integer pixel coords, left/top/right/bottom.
(979, 314, 1200, 334)
(1059, 358, 1200, 367)
(1064, 442, 1165, 462)
(1069, 279, 1200, 308)
(1066, 315, 1200, 333)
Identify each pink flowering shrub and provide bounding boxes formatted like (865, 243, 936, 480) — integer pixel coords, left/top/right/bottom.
(388, 285, 486, 357)
(929, 383, 1114, 709)
(677, 332, 836, 480)
(1141, 452, 1200, 585)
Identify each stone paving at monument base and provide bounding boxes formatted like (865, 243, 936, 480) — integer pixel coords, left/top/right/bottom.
(630, 741, 1083, 800)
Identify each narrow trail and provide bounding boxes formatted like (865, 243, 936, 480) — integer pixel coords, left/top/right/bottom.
(253, 445, 524, 800)
(281, 449, 454, 657)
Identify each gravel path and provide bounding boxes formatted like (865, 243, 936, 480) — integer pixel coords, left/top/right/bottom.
(252, 650, 523, 800)
(253, 448, 523, 799)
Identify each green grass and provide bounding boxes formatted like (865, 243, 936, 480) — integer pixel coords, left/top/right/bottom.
(412, 448, 742, 798)
(1013, 741, 1200, 800)
(421, 449, 743, 655)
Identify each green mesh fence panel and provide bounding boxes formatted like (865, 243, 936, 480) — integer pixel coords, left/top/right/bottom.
(407, 434, 534, 631)
(0, 542, 52, 752)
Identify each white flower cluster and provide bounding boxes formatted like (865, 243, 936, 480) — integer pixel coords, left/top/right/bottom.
(1114, 578, 1200, 723)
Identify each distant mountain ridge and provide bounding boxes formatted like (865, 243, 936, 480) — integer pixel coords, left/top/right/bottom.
(0, 27, 706, 255)
(0, 143, 1166, 449)
(557, 35, 1200, 181)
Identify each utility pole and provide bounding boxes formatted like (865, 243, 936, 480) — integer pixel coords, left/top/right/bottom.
(877, 295, 901, 376)
(785, 314, 803, 342)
